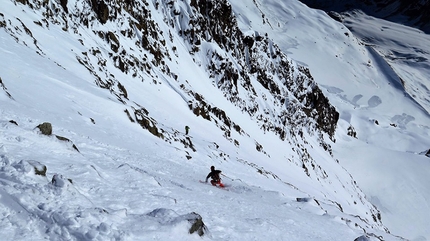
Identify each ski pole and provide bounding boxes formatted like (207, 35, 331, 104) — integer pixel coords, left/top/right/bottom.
(221, 173, 233, 180)
(221, 173, 243, 182)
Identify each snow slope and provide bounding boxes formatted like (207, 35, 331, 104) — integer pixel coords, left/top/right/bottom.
(1, 0, 429, 240)
(229, 0, 430, 240)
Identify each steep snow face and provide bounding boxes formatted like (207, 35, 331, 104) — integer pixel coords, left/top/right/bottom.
(228, 0, 430, 240)
(329, 11, 430, 241)
(0, 0, 427, 240)
(0, 122, 390, 241)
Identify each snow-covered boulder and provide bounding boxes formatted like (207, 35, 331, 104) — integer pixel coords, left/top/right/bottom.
(184, 212, 206, 236)
(51, 174, 73, 188)
(12, 159, 47, 176)
(353, 234, 384, 241)
(147, 208, 207, 236)
(28, 160, 47, 176)
(354, 235, 370, 241)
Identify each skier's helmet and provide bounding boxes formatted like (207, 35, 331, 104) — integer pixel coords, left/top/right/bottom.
(211, 166, 215, 171)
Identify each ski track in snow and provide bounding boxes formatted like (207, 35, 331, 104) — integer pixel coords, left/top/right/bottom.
(0, 116, 378, 240)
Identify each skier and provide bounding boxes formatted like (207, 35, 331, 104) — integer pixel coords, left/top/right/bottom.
(205, 166, 224, 187)
(185, 125, 190, 135)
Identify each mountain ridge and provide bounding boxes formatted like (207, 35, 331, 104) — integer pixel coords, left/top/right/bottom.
(298, 0, 430, 33)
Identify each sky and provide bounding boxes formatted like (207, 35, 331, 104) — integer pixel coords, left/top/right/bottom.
(1, 0, 430, 240)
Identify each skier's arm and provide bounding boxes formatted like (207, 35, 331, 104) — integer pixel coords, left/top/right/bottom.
(205, 172, 211, 182)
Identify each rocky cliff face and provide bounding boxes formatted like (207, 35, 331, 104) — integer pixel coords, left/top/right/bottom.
(1, 0, 338, 152)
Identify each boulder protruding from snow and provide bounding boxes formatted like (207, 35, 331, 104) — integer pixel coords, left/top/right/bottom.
(347, 125, 357, 138)
(419, 149, 430, 158)
(27, 160, 47, 176)
(6, 159, 47, 178)
(36, 122, 52, 135)
(296, 197, 312, 202)
(146, 208, 207, 236)
(185, 212, 206, 236)
(35, 122, 80, 151)
(55, 135, 80, 152)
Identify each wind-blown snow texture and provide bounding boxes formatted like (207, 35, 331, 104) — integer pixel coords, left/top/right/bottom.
(0, 0, 429, 240)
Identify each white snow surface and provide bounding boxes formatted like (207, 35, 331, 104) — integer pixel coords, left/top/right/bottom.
(231, 1, 430, 240)
(0, 0, 429, 240)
